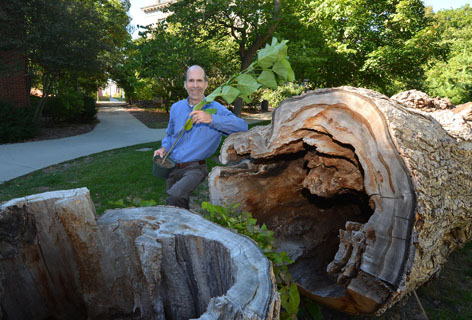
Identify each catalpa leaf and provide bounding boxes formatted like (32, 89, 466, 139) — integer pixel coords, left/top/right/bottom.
(236, 74, 260, 96)
(257, 44, 278, 69)
(221, 85, 240, 104)
(257, 70, 278, 89)
(205, 87, 222, 103)
(184, 118, 193, 131)
(204, 108, 217, 114)
(272, 59, 291, 80)
(276, 39, 289, 62)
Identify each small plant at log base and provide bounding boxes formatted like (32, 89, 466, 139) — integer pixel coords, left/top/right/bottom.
(162, 37, 295, 162)
(201, 202, 300, 319)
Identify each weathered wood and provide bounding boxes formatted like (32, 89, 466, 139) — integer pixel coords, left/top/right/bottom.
(0, 188, 280, 320)
(209, 87, 472, 315)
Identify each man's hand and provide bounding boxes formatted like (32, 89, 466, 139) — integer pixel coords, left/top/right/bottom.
(190, 110, 212, 124)
(154, 147, 166, 158)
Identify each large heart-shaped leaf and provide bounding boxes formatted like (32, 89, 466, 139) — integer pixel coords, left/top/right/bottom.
(221, 85, 240, 104)
(257, 70, 278, 89)
(205, 87, 222, 103)
(257, 43, 278, 69)
(236, 74, 261, 96)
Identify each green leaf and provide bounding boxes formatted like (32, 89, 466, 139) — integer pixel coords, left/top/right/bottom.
(204, 108, 217, 114)
(272, 59, 291, 80)
(287, 282, 300, 315)
(257, 43, 279, 69)
(257, 70, 278, 89)
(184, 118, 193, 131)
(205, 87, 222, 103)
(221, 85, 240, 104)
(236, 74, 260, 96)
(276, 40, 289, 62)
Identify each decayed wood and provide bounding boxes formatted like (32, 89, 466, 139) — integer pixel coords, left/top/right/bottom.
(209, 86, 472, 315)
(0, 188, 280, 320)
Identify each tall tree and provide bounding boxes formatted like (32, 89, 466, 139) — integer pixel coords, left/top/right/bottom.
(424, 5, 472, 104)
(0, 0, 131, 118)
(164, 0, 283, 116)
(280, 0, 440, 95)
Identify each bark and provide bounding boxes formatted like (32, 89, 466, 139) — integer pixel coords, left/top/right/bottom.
(0, 188, 280, 320)
(208, 86, 472, 315)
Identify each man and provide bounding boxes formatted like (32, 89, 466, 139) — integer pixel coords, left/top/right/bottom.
(154, 65, 248, 209)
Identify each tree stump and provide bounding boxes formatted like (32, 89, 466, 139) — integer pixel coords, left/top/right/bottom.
(0, 188, 280, 320)
(208, 87, 472, 315)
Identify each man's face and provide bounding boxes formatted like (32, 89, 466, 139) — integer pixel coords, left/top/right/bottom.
(184, 67, 208, 105)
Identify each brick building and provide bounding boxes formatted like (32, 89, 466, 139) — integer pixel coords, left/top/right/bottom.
(0, 50, 30, 108)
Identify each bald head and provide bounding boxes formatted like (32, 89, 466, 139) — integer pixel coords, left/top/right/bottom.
(186, 65, 208, 82)
(184, 65, 208, 105)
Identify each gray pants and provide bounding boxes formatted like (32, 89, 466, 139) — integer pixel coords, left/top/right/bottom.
(166, 162, 208, 209)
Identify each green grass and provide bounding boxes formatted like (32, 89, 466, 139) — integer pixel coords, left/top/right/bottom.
(0, 142, 166, 214)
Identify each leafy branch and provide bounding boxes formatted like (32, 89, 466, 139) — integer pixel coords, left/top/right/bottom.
(162, 37, 294, 162)
(201, 201, 300, 319)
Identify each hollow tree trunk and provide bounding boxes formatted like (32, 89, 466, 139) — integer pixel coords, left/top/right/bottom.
(0, 188, 280, 320)
(208, 86, 472, 315)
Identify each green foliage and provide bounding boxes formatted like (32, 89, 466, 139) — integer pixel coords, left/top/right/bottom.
(43, 91, 85, 122)
(0, 100, 39, 143)
(424, 5, 472, 104)
(0, 0, 131, 118)
(276, 0, 439, 95)
(42, 91, 96, 123)
(82, 96, 98, 123)
(201, 202, 300, 319)
(261, 82, 306, 109)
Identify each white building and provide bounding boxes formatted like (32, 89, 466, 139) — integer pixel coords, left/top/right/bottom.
(140, 0, 176, 27)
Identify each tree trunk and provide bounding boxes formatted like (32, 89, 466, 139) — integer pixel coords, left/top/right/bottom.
(0, 188, 280, 320)
(208, 86, 472, 315)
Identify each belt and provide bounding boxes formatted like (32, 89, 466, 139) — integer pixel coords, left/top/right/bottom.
(175, 160, 206, 168)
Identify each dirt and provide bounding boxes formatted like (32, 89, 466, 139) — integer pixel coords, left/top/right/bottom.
(126, 107, 169, 128)
(27, 122, 97, 142)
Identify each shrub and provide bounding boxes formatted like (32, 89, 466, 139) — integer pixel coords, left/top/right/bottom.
(261, 82, 306, 108)
(43, 90, 84, 122)
(0, 100, 39, 143)
(82, 96, 97, 123)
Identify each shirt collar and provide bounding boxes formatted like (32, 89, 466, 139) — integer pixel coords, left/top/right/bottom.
(186, 97, 207, 109)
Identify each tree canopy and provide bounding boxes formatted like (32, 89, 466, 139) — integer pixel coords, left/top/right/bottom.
(0, 0, 131, 117)
(424, 4, 472, 104)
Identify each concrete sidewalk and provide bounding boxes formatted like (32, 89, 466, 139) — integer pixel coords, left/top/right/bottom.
(0, 106, 272, 183)
(0, 106, 167, 183)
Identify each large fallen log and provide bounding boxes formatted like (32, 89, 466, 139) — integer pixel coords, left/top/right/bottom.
(0, 188, 280, 320)
(209, 86, 472, 315)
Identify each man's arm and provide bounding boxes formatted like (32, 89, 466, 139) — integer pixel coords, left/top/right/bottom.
(205, 103, 248, 134)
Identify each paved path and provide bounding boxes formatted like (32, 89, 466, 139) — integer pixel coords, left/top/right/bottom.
(0, 105, 272, 183)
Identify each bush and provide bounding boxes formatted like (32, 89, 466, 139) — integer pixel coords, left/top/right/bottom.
(0, 100, 39, 143)
(261, 83, 306, 108)
(43, 90, 84, 122)
(82, 96, 97, 123)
